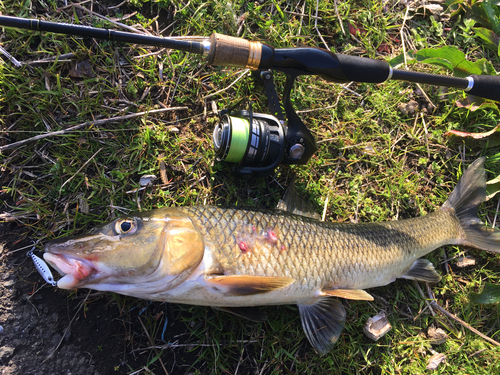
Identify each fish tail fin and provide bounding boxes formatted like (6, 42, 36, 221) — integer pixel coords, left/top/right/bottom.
(444, 157, 500, 253)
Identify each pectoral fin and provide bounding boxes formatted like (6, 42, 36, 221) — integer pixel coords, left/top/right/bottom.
(206, 275, 295, 296)
(321, 288, 374, 301)
(214, 306, 268, 322)
(400, 259, 441, 283)
(297, 298, 346, 356)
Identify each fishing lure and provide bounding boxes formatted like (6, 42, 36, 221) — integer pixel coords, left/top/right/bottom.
(27, 247, 57, 286)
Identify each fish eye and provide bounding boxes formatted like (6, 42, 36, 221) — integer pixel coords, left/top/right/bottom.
(115, 219, 137, 235)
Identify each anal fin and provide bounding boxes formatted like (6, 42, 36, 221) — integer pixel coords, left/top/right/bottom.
(214, 306, 268, 323)
(321, 288, 374, 301)
(206, 275, 295, 296)
(298, 298, 346, 356)
(399, 259, 441, 283)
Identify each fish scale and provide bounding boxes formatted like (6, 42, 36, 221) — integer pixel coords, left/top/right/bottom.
(179, 206, 460, 290)
(43, 158, 500, 355)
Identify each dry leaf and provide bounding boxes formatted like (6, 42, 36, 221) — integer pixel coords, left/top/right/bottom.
(445, 124, 500, 148)
(427, 326, 448, 345)
(426, 352, 446, 370)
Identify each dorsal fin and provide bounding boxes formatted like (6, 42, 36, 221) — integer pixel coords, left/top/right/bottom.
(276, 181, 321, 219)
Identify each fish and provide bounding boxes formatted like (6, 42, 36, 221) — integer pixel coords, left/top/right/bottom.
(43, 157, 500, 355)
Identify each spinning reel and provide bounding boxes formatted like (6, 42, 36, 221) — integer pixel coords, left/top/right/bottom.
(213, 69, 316, 176)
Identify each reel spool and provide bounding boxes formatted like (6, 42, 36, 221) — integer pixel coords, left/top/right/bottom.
(213, 109, 285, 177)
(212, 69, 317, 177)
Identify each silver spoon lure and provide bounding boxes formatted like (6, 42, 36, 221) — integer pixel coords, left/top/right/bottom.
(27, 246, 57, 286)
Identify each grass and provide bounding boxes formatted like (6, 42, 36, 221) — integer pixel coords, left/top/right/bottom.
(1, 0, 500, 374)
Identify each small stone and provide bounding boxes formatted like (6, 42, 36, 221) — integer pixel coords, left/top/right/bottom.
(363, 311, 392, 341)
(0, 346, 14, 361)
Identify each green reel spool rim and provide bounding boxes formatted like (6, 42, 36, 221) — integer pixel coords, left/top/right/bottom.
(224, 116, 250, 163)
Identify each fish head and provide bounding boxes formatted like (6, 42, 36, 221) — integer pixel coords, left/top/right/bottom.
(44, 208, 205, 296)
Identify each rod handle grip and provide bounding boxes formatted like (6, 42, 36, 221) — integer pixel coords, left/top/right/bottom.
(468, 75, 500, 102)
(207, 33, 261, 70)
(335, 54, 391, 83)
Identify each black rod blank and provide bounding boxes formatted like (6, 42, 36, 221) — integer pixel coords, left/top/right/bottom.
(0, 15, 498, 101)
(392, 69, 469, 89)
(0, 15, 206, 55)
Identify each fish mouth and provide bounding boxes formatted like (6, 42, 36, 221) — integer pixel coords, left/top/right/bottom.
(43, 252, 97, 289)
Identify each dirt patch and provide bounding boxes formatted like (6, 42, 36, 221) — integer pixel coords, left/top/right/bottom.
(0, 219, 248, 375)
(0, 222, 120, 374)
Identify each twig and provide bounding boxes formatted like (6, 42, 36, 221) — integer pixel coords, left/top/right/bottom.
(73, 4, 150, 35)
(138, 317, 169, 375)
(297, 1, 306, 38)
(0, 45, 22, 67)
(415, 83, 436, 110)
(107, 0, 128, 9)
(234, 346, 245, 375)
(420, 112, 430, 159)
(413, 280, 436, 317)
(354, 190, 360, 223)
(469, 348, 488, 358)
(400, 4, 410, 68)
(0, 212, 39, 221)
(315, 0, 329, 49)
(133, 339, 259, 352)
(202, 69, 249, 100)
(322, 195, 329, 222)
(0, 107, 188, 152)
(492, 198, 500, 228)
(57, 0, 92, 10)
(44, 291, 91, 362)
(59, 148, 103, 194)
(334, 0, 346, 35)
(442, 248, 451, 274)
(284, 10, 322, 20)
(169, 59, 187, 106)
(297, 84, 361, 115)
(25, 53, 76, 65)
(426, 283, 500, 347)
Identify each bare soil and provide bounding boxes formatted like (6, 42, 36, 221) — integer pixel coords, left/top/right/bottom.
(0, 218, 208, 375)
(1, 221, 121, 374)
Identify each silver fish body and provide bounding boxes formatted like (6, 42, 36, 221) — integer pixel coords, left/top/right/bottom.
(44, 158, 500, 354)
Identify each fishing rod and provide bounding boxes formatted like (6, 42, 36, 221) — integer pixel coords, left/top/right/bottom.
(1, 15, 499, 176)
